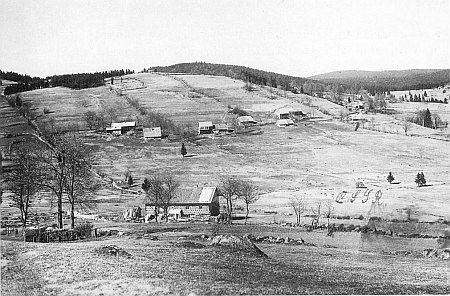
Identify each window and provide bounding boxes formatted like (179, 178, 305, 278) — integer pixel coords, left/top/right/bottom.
(199, 205, 203, 209)
(185, 206, 189, 209)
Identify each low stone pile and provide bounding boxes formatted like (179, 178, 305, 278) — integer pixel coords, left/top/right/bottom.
(95, 245, 132, 258)
(422, 248, 450, 260)
(210, 235, 268, 257)
(245, 234, 315, 246)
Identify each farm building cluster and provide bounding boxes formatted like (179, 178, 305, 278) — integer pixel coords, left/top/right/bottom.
(105, 121, 162, 139)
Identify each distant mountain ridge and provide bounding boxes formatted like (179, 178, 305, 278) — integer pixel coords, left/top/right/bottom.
(309, 69, 449, 92)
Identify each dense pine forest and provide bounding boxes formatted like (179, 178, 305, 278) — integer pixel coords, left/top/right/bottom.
(0, 69, 134, 95)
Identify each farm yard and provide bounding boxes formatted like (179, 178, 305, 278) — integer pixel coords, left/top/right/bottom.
(1, 72, 450, 295)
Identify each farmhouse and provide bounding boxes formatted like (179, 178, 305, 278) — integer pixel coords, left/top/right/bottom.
(144, 187, 220, 219)
(236, 115, 258, 127)
(346, 101, 365, 112)
(214, 123, 234, 134)
(143, 127, 162, 139)
(106, 121, 136, 135)
(274, 105, 305, 121)
(198, 121, 214, 134)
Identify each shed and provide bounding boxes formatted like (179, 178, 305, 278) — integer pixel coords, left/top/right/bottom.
(109, 122, 136, 134)
(198, 121, 214, 134)
(143, 127, 162, 139)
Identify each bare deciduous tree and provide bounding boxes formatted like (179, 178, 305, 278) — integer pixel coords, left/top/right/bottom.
(5, 145, 42, 240)
(288, 197, 307, 225)
(239, 180, 259, 225)
(323, 199, 335, 228)
(62, 133, 98, 229)
(403, 120, 411, 136)
(311, 200, 323, 228)
(218, 176, 242, 224)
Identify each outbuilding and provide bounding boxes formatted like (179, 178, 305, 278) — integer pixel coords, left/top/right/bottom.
(107, 122, 136, 135)
(198, 121, 214, 134)
(143, 127, 162, 139)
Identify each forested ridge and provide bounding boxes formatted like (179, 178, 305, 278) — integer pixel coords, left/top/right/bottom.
(0, 69, 134, 95)
(311, 69, 450, 93)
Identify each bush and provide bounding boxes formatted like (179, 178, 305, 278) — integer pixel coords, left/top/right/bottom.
(43, 107, 51, 114)
(231, 106, 248, 116)
(75, 221, 94, 238)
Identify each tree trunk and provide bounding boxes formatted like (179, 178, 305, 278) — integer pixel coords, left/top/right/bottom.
(70, 201, 75, 229)
(154, 206, 158, 223)
(244, 204, 249, 225)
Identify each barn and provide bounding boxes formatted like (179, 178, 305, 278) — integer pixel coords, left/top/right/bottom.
(144, 187, 220, 219)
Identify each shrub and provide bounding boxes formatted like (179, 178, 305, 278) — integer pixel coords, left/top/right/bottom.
(43, 107, 51, 114)
(231, 106, 248, 116)
(75, 221, 94, 238)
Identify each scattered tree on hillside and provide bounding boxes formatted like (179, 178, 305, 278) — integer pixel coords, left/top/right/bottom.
(62, 133, 97, 229)
(424, 108, 433, 128)
(127, 175, 134, 186)
(181, 143, 187, 157)
(310, 200, 323, 228)
(111, 77, 114, 85)
(403, 120, 411, 135)
(323, 199, 335, 228)
(239, 180, 259, 225)
(84, 111, 97, 130)
(143, 176, 164, 223)
(387, 172, 395, 184)
(218, 176, 242, 224)
(4, 145, 42, 240)
(415, 172, 426, 187)
(142, 175, 180, 222)
(288, 197, 307, 225)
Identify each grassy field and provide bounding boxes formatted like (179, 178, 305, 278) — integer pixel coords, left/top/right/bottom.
(1, 73, 449, 295)
(1, 223, 449, 295)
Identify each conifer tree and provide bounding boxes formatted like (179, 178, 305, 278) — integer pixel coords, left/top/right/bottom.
(387, 172, 395, 184)
(181, 143, 187, 157)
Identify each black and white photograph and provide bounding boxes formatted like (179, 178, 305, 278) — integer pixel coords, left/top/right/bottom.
(1, 0, 449, 295)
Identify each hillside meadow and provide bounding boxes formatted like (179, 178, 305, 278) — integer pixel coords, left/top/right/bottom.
(1, 72, 450, 295)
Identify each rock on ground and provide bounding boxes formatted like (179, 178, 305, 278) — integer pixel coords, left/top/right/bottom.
(210, 235, 268, 257)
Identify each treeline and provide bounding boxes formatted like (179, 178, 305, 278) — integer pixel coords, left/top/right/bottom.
(146, 62, 337, 95)
(1, 69, 134, 95)
(317, 69, 450, 94)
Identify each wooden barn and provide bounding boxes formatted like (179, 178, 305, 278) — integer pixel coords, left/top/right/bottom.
(145, 187, 220, 219)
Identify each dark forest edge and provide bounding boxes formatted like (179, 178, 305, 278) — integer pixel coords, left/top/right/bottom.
(0, 69, 134, 95)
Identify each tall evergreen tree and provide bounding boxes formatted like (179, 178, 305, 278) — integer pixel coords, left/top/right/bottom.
(387, 172, 395, 184)
(424, 108, 433, 128)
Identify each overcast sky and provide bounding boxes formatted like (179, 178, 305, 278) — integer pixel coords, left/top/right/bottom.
(0, 0, 449, 78)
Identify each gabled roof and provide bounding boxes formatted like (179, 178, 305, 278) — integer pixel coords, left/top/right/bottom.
(198, 187, 217, 203)
(143, 127, 162, 138)
(111, 122, 136, 129)
(274, 107, 303, 116)
(198, 121, 214, 128)
(237, 116, 257, 124)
